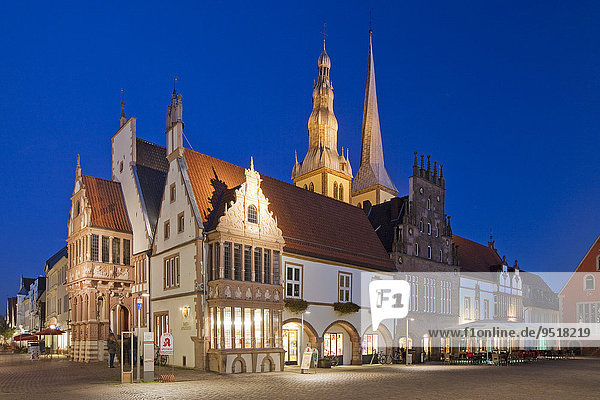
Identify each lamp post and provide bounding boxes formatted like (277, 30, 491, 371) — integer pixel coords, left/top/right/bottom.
(406, 317, 415, 365)
(300, 310, 311, 359)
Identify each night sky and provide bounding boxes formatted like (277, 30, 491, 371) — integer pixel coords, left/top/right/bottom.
(1, 1, 599, 313)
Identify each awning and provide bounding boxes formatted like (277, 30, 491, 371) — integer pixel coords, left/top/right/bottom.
(13, 334, 39, 341)
(37, 328, 65, 336)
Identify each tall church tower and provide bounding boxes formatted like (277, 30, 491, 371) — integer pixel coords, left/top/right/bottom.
(292, 38, 352, 202)
(351, 30, 397, 206)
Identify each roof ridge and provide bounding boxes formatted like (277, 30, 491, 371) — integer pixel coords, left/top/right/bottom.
(82, 174, 121, 185)
(136, 137, 166, 149)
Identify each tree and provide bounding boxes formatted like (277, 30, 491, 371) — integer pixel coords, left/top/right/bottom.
(0, 315, 15, 340)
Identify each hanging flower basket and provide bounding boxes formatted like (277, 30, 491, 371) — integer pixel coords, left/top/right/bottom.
(333, 302, 360, 314)
(284, 298, 308, 314)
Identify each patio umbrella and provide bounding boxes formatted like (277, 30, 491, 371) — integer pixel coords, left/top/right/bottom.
(13, 334, 39, 341)
(36, 328, 65, 356)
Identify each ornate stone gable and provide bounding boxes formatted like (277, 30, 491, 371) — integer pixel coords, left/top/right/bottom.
(216, 159, 284, 244)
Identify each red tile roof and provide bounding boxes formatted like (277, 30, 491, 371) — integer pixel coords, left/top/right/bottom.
(184, 149, 395, 272)
(453, 235, 503, 272)
(82, 175, 131, 232)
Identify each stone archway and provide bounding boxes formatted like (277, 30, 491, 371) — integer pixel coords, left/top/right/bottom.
(362, 324, 394, 354)
(322, 320, 362, 365)
(261, 355, 275, 372)
(231, 355, 247, 373)
(282, 318, 319, 365)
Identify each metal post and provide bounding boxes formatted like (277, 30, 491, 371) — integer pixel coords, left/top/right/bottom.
(137, 303, 140, 383)
(300, 312, 304, 359)
(406, 318, 409, 365)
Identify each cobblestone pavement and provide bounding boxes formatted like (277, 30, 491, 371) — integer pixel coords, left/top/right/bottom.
(1, 353, 599, 400)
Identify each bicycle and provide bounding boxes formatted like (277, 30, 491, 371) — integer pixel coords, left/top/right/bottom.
(154, 347, 168, 366)
(324, 354, 339, 367)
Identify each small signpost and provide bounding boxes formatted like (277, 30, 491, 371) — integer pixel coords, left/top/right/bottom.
(159, 332, 174, 382)
(28, 342, 40, 361)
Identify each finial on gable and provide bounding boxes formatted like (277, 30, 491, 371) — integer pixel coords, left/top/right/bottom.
(250, 156, 254, 171)
(294, 150, 298, 163)
(120, 88, 127, 127)
(76, 154, 81, 178)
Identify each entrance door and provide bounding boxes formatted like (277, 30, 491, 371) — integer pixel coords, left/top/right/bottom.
(283, 329, 299, 365)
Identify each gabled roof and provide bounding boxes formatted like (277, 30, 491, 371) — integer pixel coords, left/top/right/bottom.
(45, 246, 67, 271)
(453, 235, 503, 273)
(184, 149, 395, 272)
(521, 271, 559, 310)
(367, 196, 408, 252)
(134, 164, 167, 235)
(81, 175, 132, 232)
(136, 138, 168, 173)
(20, 277, 35, 294)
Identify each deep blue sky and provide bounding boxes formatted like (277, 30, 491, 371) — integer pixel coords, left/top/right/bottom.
(1, 1, 599, 313)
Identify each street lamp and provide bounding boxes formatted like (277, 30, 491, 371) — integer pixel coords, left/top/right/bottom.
(300, 310, 311, 358)
(406, 317, 415, 365)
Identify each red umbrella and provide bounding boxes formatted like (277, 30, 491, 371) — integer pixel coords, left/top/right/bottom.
(13, 334, 38, 341)
(37, 328, 65, 336)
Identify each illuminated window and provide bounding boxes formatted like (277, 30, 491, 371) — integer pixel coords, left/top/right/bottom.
(264, 309, 271, 348)
(324, 333, 343, 357)
(309, 182, 314, 192)
(234, 307, 242, 348)
(247, 205, 258, 224)
(224, 307, 232, 349)
(254, 309, 262, 348)
(362, 334, 379, 355)
(244, 308, 252, 348)
(333, 182, 338, 199)
(339, 185, 343, 201)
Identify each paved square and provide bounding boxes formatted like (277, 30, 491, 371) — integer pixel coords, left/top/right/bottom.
(1, 353, 598, 399)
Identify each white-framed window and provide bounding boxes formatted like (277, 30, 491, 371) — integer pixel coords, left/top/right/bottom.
(427, 222, 431, 236)
(407, 275, 419, 311)
(484, 299, 490, 319)
(439, 249, 443, 262)
(415, 243, 420, 257)
(464, 297, 471, 320)
(440, 281, 451, 314)
(247, 205, 258, 224)
(436, 224, 439, 237)
(338, 272, 352, 302)
(419, 219, 424, 232)
(424, 278, 436, 313)
(576, 302, 600, 323)
(427, 197, 431, 210)
(585, 274, 595, 290)
(427, 246, 432, 259)
(164, 254, 180, 289)
(286, 264, 302, 298)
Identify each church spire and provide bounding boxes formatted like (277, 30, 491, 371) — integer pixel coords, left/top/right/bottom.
(352, 30, 397, 200)
(119, 88, 127, 128)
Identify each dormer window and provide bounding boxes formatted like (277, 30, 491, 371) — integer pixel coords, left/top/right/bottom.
(247, 205, 258, 224)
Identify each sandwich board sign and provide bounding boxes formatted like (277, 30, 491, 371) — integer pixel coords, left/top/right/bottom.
(160, 332, 173, 356)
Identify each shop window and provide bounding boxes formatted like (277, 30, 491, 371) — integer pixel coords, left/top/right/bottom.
(362, 334, 379, 355)
(286, 265, 302, 298)
(283, 328, 299, 364)
(324, 333, 343, 357)
(264, 309, 271, 348)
